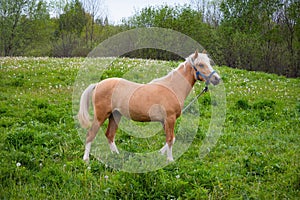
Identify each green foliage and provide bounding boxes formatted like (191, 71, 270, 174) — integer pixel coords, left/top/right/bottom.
(52, 0, 87, 57)
(126, 5, 212, 49)
(219, 0, 300, 77)
(0, 57, 299, 199)
(0, 0, 51, 56)
(1, 1, 299, 76)
(125, 1, 299, 77)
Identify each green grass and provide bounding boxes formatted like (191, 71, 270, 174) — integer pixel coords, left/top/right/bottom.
(0, 57, 299, 199)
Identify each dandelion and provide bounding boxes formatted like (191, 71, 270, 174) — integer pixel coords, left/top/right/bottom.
(104, 175, 109, 180)
(175, 175, 180, 179)
(16, 162, 21, 167)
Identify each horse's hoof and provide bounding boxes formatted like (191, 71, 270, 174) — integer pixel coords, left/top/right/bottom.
(109, 142, 120, 154)
(111, 150, 120, 154)
(167, 157, 174, 162)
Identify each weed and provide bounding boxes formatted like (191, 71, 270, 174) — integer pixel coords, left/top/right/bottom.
(236, 99, 251, 109)
(253, 99, 276, 110)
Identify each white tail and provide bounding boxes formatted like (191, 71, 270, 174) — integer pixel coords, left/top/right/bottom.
(78, 84, 96, 128)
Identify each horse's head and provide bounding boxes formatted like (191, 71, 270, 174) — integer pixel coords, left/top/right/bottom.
(188, 50, 221, 85)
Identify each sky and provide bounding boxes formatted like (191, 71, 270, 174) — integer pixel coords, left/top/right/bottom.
(105, 0, 190, 24)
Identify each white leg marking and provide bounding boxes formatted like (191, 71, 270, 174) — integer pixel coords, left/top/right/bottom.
(168, 137, 176, 161)
(160, 138, 176, 161)
(159, 143, 168, 155)
(83, 142, 91, 161)
(109, 141, 119, 154)
(167, 145, 174, 162)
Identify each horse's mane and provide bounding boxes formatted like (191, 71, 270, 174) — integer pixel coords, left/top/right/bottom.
(149, 63, 186, 84)
(149, 52, 210, 84)
(149, 70, 174, 83)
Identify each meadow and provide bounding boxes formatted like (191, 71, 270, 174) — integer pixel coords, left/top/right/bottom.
(0, 57, 299, 199)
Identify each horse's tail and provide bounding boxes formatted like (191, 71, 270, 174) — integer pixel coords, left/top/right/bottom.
(78, 84, 97, 128)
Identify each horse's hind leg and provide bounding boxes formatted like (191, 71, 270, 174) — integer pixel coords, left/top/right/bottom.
(83, 119, 101, 162)
(159, 116, 176, 161)
(106, 111, 121, 154)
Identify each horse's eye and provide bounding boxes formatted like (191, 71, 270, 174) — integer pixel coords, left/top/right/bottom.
(199, 64, 204, 68)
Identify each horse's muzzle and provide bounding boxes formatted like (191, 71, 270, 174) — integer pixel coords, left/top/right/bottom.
(210, 75, 221, 85)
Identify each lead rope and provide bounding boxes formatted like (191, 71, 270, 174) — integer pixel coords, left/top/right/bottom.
(182, 85, 208, 113)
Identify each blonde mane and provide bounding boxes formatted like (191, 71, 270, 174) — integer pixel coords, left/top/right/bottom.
(149, 65, 181, 84)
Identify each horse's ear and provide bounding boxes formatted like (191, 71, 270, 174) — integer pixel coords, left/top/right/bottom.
(194, 50, 198, 59)
(202, 49, 207, 54)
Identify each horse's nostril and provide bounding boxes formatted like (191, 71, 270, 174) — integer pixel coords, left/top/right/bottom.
(212, 76, 220, 85)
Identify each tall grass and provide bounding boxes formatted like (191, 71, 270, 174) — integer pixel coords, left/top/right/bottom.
(0, 57, 299, 199)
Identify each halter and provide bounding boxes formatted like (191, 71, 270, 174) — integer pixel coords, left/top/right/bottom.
(189, 58, 216, 85)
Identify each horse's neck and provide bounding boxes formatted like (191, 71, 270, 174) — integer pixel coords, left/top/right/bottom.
(153, 62, 196, 107)
(174, 62, 196, 100)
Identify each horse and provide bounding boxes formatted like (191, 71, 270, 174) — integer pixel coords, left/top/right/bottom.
(78, 50, 221, 162)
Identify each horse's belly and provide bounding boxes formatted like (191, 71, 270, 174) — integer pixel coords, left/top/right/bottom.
(128, 103, 166, 122)
(115, 97, 167, 122)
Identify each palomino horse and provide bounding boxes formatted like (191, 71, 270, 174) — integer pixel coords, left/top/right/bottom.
(78, 50, 221, 162)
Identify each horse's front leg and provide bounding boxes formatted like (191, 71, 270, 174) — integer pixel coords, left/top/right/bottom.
(160, 116, 176, 161)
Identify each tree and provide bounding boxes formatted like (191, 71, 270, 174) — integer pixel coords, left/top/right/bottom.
(82, 0, 106, 48)
(219, 0, 299, 76)
(123, 5, 216, 60)
(190, 0, 222, 27)
(278, 0, 300, 77)
(23, 1, 53, 56)
(0, 0, 50, 56)
(52, 0, 86, 57)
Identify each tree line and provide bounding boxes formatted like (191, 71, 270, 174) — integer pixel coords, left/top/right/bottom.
(0, 0, 124, 57)
(1, 0, 299, 77)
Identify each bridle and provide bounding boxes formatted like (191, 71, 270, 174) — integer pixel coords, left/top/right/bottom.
(189, 58, 216, 85)
(181, 58, 216, 113)
(181, 57, 217, 113)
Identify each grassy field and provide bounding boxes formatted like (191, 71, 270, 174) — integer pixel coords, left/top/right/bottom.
(0, 57, 299, 199)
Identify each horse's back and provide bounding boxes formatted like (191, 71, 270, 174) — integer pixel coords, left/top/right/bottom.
(95, 78, 142, 93)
